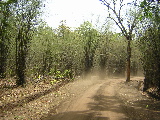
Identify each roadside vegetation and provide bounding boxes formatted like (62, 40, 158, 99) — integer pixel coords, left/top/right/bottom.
(0, 0, 160, 119)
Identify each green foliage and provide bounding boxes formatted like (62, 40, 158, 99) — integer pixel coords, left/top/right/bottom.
(95, 33, 128, 76)
(1, 0, 142, 86)
(63, 69, 72, 79)
(139, 27, 160, 91)
(50, 79, 57, 85)
(76, 21, 100, 73)
(14, 0, 42, 86)
(138, 0, 160, 91)
(0, 0, 13, 78)
(55, 70, 64, 79)
(139, 0, 160, 24)
(0, 0, 42, 86)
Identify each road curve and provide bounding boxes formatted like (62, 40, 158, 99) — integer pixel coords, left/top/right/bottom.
(43, 78, 129, 120)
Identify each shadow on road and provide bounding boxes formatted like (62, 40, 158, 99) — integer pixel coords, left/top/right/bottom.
(41, 110, 110, 120)
(41, 95, 129, 120)
(40, 78, 160, 120)
(88, 95, 126, 113)
(41, 96, 130, 120)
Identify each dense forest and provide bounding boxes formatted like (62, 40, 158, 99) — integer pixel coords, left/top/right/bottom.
(0, 0, 160, 119)
(0, 0, 160, 93)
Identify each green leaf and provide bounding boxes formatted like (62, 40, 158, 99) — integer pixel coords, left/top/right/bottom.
(140, 1, 145, 8)
(146, 105, 149, 108)
(148, 12, 153, 18)
(139, 15, 143, 21)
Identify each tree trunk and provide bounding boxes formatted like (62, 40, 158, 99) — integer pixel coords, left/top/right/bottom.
(84, 52, 91, 74)
(15, 20, 26, 86)
(16, 52, 26, 86)
(0, 41, 7, 78)
(0, 6, 9, 78)
(15, 30, 27, 87)
(126, 39, 131, 82)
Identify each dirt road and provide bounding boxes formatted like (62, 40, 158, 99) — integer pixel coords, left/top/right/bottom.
(42, 77, 134, 120)
(1, 76, 160, 120)
(41, 76, 160, 120)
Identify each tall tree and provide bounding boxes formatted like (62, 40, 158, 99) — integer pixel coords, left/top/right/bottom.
(0, 1, 14, 78)
(99, 0, 141, 82)
(14, 0, 42, 86)
(77, 21, 99, 74)
(139, 0, 160, 91)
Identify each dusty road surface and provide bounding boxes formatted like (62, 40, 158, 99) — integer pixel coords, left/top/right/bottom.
(51, 81, 127, 120)
(1, 76, 160, 120)
(42, 76, 157, 120)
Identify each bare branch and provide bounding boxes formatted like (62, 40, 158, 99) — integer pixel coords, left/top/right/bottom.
(113, 0, 116, 12)
(108, 16, 126, 35)
(119, 0, 124, 19)
(100, 0, 128, 36)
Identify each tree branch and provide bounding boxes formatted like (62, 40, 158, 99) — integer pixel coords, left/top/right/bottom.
(100, 0, 128, 36)
(107, 16, 125, 35)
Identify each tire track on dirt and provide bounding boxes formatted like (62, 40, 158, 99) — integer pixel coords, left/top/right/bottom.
(42, 78, 129, 120)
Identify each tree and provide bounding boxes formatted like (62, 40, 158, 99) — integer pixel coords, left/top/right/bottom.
(77, 21, 99, 74)
(95, 32, 127, 77)
(13, 0, 42, 86)
(138, 0, 160, 91)
(0, 1, 14, 78)
(99, 0, 141, 82)
(139, 28, 160, 91)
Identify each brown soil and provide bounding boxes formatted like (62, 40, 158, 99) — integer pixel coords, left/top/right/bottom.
(0, 76, 160, 120)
